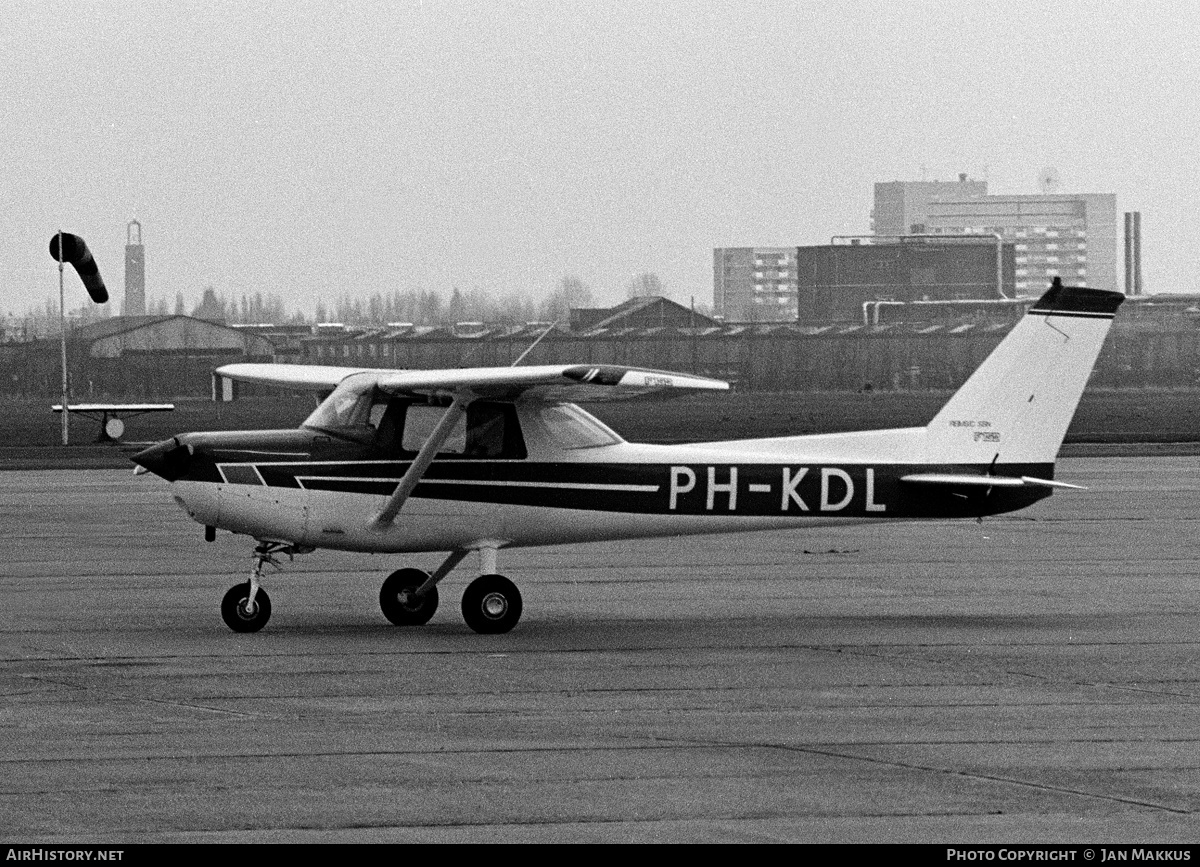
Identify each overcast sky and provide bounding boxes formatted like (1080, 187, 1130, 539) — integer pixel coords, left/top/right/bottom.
(3, 0, 1197, 317)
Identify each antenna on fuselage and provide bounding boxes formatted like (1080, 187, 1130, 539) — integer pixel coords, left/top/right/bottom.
(510, 320, 561, 367)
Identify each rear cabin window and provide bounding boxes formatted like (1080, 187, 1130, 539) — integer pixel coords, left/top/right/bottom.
(538, 403, 622, 449)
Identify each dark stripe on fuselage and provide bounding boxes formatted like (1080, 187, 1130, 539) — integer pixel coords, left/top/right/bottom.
(193, 457, 1054, 519)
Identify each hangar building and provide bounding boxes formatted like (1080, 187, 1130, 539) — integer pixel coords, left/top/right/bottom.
(2, 315, 276, 398)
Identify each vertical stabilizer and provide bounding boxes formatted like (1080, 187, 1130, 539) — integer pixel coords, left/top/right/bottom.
(925, 281, 1123, 466)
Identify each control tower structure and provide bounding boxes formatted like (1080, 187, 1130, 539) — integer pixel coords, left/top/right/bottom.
(124, 219, 145, 316)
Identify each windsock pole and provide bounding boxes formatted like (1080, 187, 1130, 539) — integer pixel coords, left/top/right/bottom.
(59, 230, 69, 446)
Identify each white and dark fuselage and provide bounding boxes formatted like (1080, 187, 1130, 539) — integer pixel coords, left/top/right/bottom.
(147, 420, 1053, 555)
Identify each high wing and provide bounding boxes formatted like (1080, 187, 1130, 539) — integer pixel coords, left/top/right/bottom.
(214, 362, 729, 402)
(213, 364, 376, 395)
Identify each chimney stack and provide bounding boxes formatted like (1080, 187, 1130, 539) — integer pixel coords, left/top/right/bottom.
(1124, 212, 1143, 296)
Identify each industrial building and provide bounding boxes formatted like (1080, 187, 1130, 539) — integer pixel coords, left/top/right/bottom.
(713, 174, 1114, 322)
(796, 236, 1017, 325)
(873, 176, 1118, 295)
(714, 237, 1016, 325)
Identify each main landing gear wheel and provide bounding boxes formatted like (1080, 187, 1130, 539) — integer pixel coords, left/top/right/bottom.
(461, 574, 522, 634)
(380, 568, 439, 626)
(221, 582, 272, 633)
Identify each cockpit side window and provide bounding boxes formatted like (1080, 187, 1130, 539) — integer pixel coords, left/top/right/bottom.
(305, 380, 526, 458)
(400, 400, 526, 459)
(402, 404, 467, 455)
(372, 399, 409, 454)
(464, 402, 526, 459)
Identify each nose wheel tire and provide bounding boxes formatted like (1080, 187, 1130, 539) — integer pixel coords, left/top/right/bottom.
(461, 574, 522, 634)
(221, 582, 272, 633)
(380, 568, 439, 626)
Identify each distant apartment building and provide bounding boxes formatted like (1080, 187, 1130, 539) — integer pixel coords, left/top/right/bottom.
(873, 178, 1117, 295)
(873, 177, 990, 237)
(713, 247, 798, 322)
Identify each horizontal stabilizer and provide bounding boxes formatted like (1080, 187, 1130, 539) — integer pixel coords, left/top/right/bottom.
(52, 403, 175, 413)
(901, 473, 1087, 490)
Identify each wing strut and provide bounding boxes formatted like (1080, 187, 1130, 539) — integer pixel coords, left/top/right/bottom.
(369, 395, 469, 531)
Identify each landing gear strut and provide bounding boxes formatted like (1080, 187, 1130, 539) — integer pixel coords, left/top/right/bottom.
(221, 582, 271, 633)
(461, 574, 522, 634)
(378, 545, 524, 634)
(379, 568, 439, 625)
(220, 541, 307, 633)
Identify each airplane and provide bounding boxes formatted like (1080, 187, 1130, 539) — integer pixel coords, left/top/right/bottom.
(131, 280, 1123, 634)
(53, 403, 175, 442)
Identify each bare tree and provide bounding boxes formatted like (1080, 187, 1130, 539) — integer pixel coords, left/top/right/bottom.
(191, 286, 226, 322)
(626, 272, 664, 299)
(541, 275, 593, 321)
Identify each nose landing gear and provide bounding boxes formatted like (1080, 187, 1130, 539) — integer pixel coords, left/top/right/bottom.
(221, 582, 271, 633)
(219, 541, 310, 633)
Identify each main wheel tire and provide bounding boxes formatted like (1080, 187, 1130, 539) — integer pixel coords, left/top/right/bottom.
(461, 574, 522, 634)
(221, 582, 272, 633)
(379, 568, 439, 626)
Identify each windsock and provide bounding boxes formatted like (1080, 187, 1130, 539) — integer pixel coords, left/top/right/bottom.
(48, 232, 108, 303)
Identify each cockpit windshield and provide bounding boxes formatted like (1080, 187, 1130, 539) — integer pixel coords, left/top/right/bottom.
(302, 373, 383, 442)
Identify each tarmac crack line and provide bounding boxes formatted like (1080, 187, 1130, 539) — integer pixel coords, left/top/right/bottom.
(19, 673, 265, 719)
(797, 644, 1200, 702)
(656, 735, 1192, 815)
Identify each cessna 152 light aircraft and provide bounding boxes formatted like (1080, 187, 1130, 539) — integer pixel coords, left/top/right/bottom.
(132, 281, 1122, 634)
